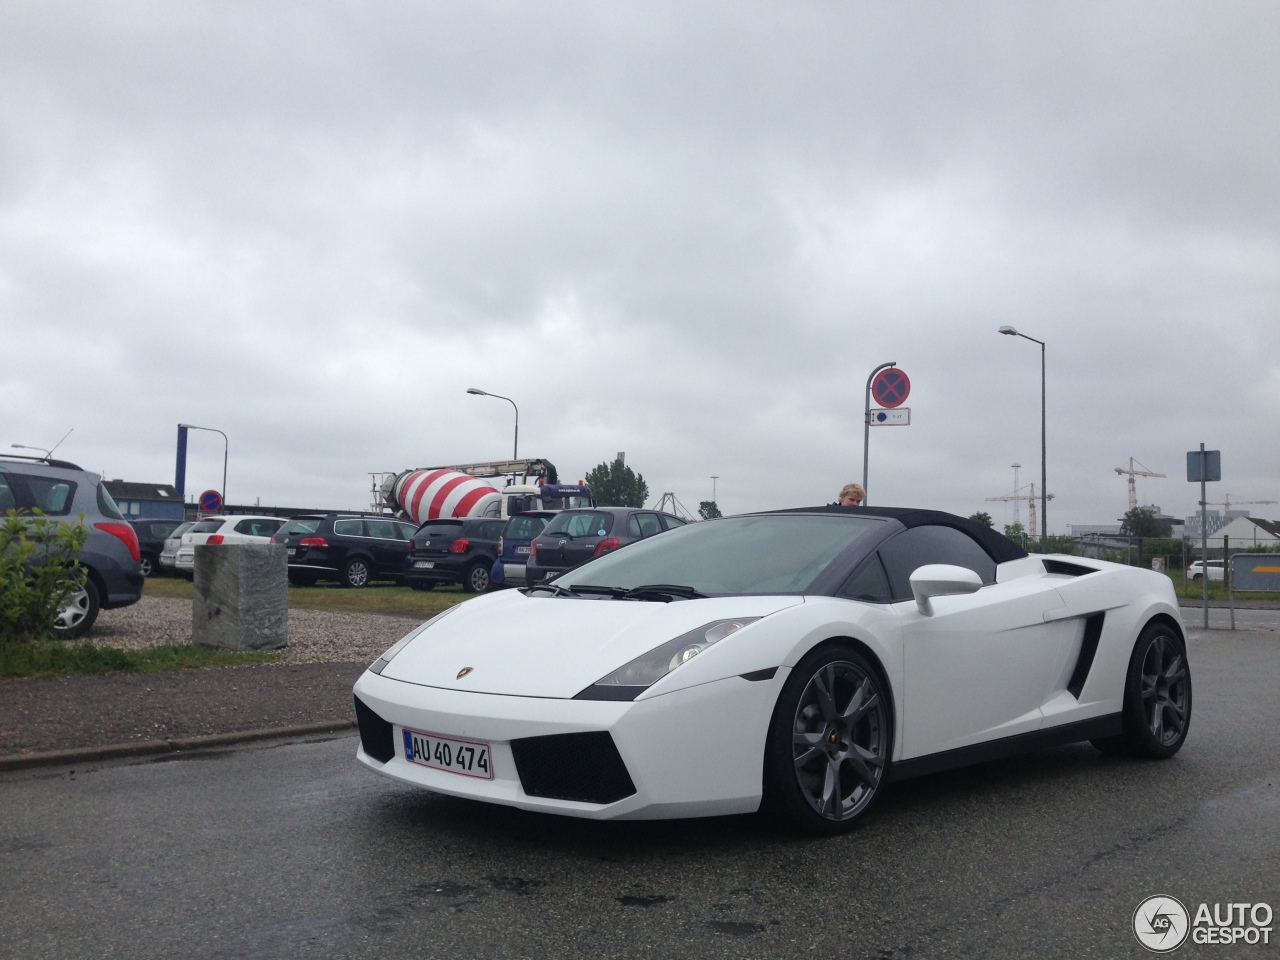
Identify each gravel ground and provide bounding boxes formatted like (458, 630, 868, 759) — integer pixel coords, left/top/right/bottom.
(0, 598, 425, 758)
(88, 596, 420, 664)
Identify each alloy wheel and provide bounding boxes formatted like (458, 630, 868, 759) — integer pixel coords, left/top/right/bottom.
(791, 660, 887, 822)
(1140, 634, 1189, 747)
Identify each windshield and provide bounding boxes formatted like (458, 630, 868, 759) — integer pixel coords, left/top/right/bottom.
(544, 512, 614, 536)
(554, 514, 886, 595)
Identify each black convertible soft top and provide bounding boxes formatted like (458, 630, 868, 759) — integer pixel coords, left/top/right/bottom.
(775, 505, 1030, 565)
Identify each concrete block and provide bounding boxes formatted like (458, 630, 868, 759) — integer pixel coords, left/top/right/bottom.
(192, 543, 288, 651)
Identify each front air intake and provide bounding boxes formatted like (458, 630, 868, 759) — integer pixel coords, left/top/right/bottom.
(510, 731, 637, 804)
(353, 695, 396, 763)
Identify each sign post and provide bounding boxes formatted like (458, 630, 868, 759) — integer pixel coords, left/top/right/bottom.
(1187, 444, 1221, 629)
(862, 364, 910, 505)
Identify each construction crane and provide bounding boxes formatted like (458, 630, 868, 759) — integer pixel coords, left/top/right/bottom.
(987, 482, 1055, 540)
(1203, 494, 1279, 516)
(1115, 457, 1166, 512)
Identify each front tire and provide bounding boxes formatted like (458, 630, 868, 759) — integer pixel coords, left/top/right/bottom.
(409, 581, 435, 592)
(341, 558, 371, 589)
(463, 561, 491, 593)
(54, 578, 101, 639)
(1119, 622, 1192, 758)
(138, 555, 155, 577)
(763, 644, 891, 835)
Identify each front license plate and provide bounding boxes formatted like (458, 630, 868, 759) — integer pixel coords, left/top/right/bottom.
(414, 560, 434, 569)
(402, 729, 492, 779)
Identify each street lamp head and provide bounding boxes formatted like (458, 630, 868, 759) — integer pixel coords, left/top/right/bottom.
(998, 326, 1018, 336)
(466, 388, 487, 396)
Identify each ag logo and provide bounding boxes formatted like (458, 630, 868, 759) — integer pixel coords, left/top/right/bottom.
(1133, 895, 1190, 952)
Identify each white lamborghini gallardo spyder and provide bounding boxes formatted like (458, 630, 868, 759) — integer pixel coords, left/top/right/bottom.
(353, 506, 1191, 835)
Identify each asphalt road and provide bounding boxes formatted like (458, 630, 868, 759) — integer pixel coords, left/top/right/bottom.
(2, 621, 1277, 960)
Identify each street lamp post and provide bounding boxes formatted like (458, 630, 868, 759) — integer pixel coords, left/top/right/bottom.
(178, 423, 229, 510)
(999, 326, 1047, 552)
(11, 443, 52, 457)
(11, 428, 74, 460)
(862, 361, 897, 506)
(466, 388, 519, 459)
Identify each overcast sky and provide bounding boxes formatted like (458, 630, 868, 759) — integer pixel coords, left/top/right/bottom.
(2, 1, 1278, 531)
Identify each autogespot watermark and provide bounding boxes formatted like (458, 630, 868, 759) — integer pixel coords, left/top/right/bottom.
(1133, 895, 1274, 952)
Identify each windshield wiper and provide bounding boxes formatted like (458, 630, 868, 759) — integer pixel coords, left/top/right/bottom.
(525, 582, 575, 597)
(564, 584, 628, 598)
(622, 583, 708, 602)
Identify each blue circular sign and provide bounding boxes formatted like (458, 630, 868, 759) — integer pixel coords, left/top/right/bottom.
(872, 368, 910, 408)
(199, 489, 223, 513)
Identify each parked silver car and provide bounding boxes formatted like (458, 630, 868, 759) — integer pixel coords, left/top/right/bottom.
(158, 521, 197, 573)
(0, 453, 143, 637)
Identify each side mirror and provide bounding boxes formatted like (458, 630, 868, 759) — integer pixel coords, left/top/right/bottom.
(910, 564, 983, 615)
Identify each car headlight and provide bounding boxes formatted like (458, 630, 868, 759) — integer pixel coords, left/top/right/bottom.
(574, 618, 760, 701)
(368, 604, 461, 674)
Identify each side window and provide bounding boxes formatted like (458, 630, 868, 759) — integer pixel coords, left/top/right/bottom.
(661, 514, 686, 530)
(366, 519, 398, 539)
(396, 523, 417, 540)
(837, 554, 893, 603)
(628, 514, 643, 537)
(235, 518, 281, 537)
(481, 521, 503, 540)
(878, 525, 997, 601)
(96, 483, 125, 520)
(333, 519, 364, 537)
(636, 513, 662, 537)
(0, 473, 17, 514)
(25, 477, 77, 516)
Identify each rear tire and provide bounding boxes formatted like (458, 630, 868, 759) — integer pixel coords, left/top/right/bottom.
(342, 558, 371, 589)
(1119, 622, 1192, 759)
(762, 643, 891, 835)
(463, 562, 491, 593)
(54, 578, 100, 639)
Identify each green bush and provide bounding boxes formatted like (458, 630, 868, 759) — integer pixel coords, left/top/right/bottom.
(0, 509, 89, 643)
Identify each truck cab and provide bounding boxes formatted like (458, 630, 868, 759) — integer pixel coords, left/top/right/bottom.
(500, 483, 594, 519)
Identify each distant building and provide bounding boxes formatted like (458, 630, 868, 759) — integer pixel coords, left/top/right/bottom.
(1184, 509, 1249, 538)
(1214, 516, 1280, 550)
(103, 480, 185, 520)
(1069, 523, 1122, 537)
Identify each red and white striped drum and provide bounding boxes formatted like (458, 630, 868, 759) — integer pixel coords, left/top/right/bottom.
(393, 470, 501, 526)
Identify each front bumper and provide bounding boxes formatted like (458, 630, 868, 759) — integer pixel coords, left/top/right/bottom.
(352, 667, 785, 820)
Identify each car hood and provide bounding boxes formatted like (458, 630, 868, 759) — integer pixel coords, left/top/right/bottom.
(380, 589, 804, 698)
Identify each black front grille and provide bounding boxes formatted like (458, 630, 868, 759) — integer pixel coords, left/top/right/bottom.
(510, 731, 636, 804)
(354, 695, 396, 763)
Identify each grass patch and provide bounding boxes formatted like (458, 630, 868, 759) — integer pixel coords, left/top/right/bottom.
(143, 575, 471, 619)
(0, 641, 277, 679)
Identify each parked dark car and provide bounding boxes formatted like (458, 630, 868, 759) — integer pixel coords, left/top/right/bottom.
(524, 507, 687, 583)
(128, 518, 188, 577)
(405, 516, 505, 593)
(490, 510, 557, 589)
(1, 454, 143, 637)
(273, 514, 418, 588)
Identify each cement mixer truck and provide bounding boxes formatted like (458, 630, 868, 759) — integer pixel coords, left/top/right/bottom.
(378, 459, 594, 527)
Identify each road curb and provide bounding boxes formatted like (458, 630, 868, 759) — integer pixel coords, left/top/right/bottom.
(0, 719, 358, 772)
